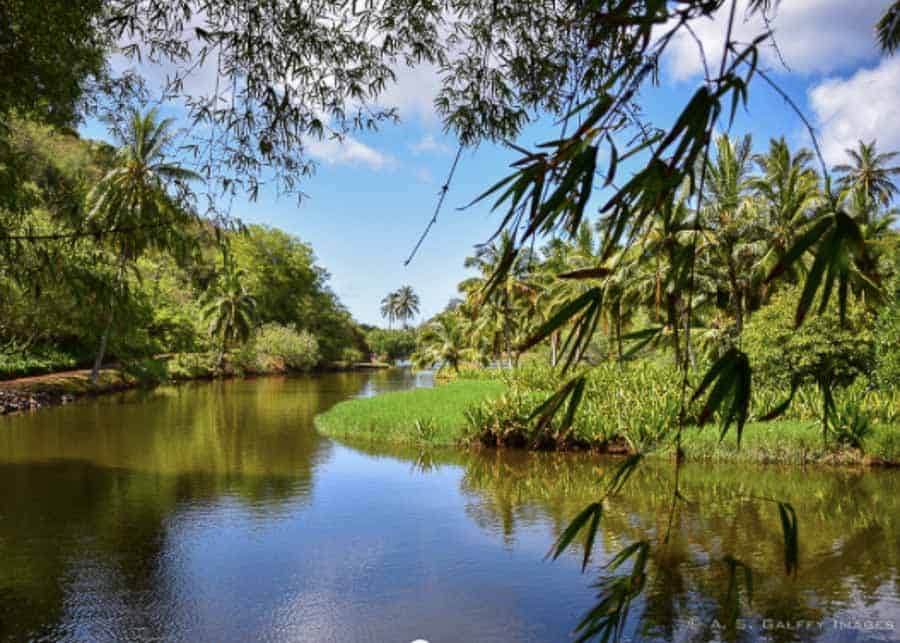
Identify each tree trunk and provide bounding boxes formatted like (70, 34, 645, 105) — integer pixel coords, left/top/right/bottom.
(550, 332, 558, 367)
(615, 313, 623, 361)
(90, 319, 111, 384)
(728, 261, 743, 335)
(667, 295, 682, 367)
(91, 254, 126, 384)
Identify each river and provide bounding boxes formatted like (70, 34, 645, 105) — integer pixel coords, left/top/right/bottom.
(0, 370, 897, 641)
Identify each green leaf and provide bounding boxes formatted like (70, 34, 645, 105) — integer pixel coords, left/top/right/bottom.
(547, 501, 603, 568)
(691, 348, 752, 446)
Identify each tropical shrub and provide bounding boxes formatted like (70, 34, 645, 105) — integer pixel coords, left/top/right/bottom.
(364, 328, 416, 361)
(742, 285, 875, 390)
(237, 323, 320, 373)
(341, 346, 365, 363)
(874, 294, 900, 387)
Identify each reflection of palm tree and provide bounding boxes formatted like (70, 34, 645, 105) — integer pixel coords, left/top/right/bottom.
(834, 140, 900, 208)
(202, 260, 257, 366)
(86, 108, 199, 382)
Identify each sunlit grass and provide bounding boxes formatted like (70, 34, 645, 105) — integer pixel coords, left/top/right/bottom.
(314, 379, 504, 447)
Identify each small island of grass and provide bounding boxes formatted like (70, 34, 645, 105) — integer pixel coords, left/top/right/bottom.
(314, 379, 504, 447)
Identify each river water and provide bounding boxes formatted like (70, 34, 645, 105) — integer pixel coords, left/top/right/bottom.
(0, 370, 897, 642)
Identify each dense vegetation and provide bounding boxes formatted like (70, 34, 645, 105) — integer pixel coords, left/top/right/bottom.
(4, 0, 900, 639)
(406, 135, 900, 459)
(0, 117, 366, 380)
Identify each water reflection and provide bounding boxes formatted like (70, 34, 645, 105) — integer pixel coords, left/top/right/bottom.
(0, 372, 896, 641)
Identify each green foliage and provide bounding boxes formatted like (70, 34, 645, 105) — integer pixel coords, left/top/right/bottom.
(236, 324, 320, 373)
(0, 348, 78, 378)
(314, 380, 504, 447)
(466, 362, 683, 450)
(742, 284, 875, 390)
(364, 328, 417, 361)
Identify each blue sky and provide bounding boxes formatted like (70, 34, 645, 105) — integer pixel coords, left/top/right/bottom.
(80, 1, 899, 327)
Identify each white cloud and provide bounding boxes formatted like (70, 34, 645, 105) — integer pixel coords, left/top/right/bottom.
(378, 62, 443, 125)
(413, 167, 435, 183)
(409, 134, 452, 155)
(809, 57, 900, 165)
(665, 0, 886, 81)
(305, 135, 393, 170)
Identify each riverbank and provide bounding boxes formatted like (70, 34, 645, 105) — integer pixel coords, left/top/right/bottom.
(0, 356, 391, 415)
(313, 378, 900, 466)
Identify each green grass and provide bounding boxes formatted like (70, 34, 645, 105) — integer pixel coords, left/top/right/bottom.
(670, 420, 900, 465)
(314, 379, 505, 447)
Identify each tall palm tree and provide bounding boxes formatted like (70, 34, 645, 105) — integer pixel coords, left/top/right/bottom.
(702, 134, 767, 335)
(392, 285, 420, 328)
(86, 108, 200, 382)
(380, 292, 398, 329)
(202, 260, 258, 366)
(462, 231, 537, 367)
(751, 137, 821, 286)
(834, 140, 900, 208)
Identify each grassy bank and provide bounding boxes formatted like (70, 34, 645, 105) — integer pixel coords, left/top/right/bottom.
(314, 379, 505, 447)
(673, 420, 900, 465)
(315, 368, 900, 465)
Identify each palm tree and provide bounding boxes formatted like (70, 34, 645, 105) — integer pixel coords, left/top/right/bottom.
(701, 134, 767, 335)
(751, 137, 821, 286)
(86, 108, 200, 382)
(412, 312, 475, 373)
(392, 285, 420, 328)
(834, 140, 900, 208)
(380, 292, 398, 329)
(202, 260, 258, 366)
(462, 231, 537, 366)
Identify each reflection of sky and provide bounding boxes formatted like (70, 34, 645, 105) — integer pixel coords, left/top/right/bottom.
(4, 372, 899, 642)
(144, 444, 597, 642)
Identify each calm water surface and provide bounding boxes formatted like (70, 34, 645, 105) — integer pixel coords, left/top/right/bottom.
(0, 370, 898, 642)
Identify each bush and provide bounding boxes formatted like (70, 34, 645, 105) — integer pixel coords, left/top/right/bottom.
(742, 285, 875, 390)
(237, 323, 320, 373)
(364, 328, 416, 361)
(874, 295, 900, 388)
(341, 346, 364, 363)
(0, 348, 79, 379)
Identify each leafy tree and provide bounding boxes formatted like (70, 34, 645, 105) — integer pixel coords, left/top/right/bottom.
(392, 285, 420, 328)
(412, 312, 477, 373)
(201, 260, 257, 367)
(834, 140, 900, 208)
(380, 292, 398, 329)
(751, 137, 821, 284)
(85, 108, 199, 381)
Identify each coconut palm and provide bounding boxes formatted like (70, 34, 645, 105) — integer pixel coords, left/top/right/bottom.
(462, 231, 537, 366)
(380, 292, 398, 329)
(412, 311, 476, 373)
(86, 107, 200, 382)
(751, 137, 821, 286)
(392, 285, 420, 328)
(202, 261, 258, 366)
(834, 140, 900, 208)
(701, 134, 767, 335)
